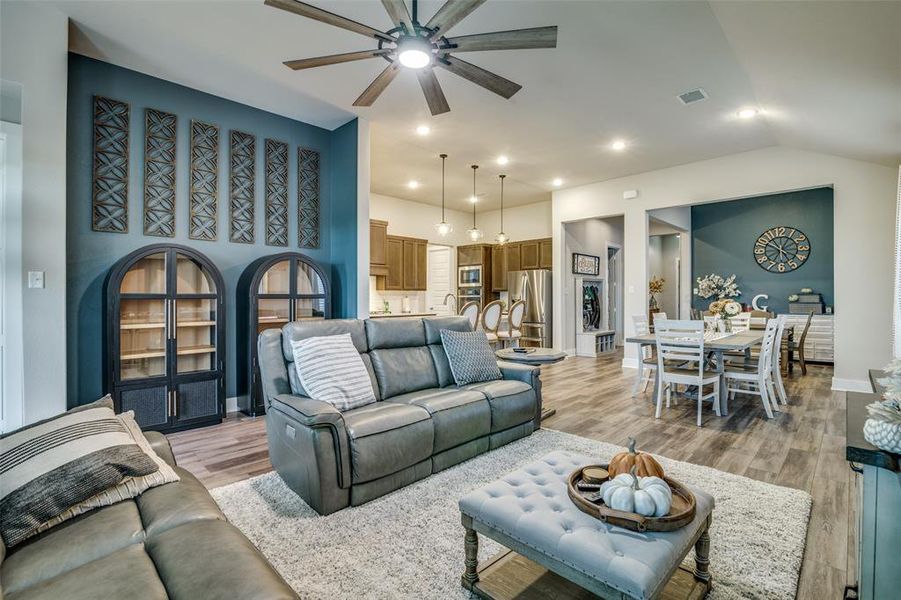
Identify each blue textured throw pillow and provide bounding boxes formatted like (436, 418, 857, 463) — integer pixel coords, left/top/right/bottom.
(440, 329, 503, 386)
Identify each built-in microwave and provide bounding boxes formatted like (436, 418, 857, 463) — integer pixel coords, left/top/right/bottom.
(458, 265, 483, 287)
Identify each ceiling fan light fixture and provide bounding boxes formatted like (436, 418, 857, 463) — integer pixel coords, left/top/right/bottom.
(397, 37, 433, 69)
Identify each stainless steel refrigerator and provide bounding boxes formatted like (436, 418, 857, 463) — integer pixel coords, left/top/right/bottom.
(507, 270, 553, 347)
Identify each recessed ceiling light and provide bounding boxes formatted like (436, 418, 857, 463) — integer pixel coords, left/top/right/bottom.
(407, 180, 420, 189)
(611, 140, 627, 151)
(469, 195, 478, 203)
(415, 125, 430, 136)
(552, 178, 563, 187)
(737, 107, 759, 119)
(496, 155, 509, 166)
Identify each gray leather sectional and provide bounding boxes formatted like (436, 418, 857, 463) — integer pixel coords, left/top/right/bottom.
(1, 432, 297, 600)
(258, 315, 543, 515)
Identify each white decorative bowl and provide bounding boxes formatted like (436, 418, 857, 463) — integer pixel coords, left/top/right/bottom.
(863, 418, 901, 454)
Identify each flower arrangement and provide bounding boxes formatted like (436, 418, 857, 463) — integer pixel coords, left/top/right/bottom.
(866, 359, 901, 453)
(648, 277, 665, 310)
(708, 299, 742, 318)
(788, 294, 799, 302)
(693, 273, 741, 300)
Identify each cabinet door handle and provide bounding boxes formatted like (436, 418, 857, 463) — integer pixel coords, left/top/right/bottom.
(172, 390, 178, 417)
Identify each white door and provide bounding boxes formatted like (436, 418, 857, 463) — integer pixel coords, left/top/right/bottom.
(427, 245, 453, 314)
(1, 122, 25, 433)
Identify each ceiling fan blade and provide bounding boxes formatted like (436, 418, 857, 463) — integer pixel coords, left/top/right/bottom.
(437, 55, 521, 99)
(284, 50, 387, 70)
(425, 0, 487, 40)
(380, 0, 415, 34)
(416, 68, 451, 115)
(264, 0, 393, 41)
(443, 26, 558, 52)
(353, 62, 401, 107)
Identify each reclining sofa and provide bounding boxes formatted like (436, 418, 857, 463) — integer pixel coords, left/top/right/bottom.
(258, 315, 542, 515)
(1, 432, 297, 600)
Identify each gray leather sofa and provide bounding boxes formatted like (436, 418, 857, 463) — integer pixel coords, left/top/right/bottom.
(0, 432, 297, 600)
(258, 315, 542, 515)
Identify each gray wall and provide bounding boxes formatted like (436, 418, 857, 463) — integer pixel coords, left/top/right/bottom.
(691, 187, 834, 314)
(66, 54, 358, 406)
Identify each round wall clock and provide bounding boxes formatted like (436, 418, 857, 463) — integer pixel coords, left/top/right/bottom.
(753, 226, 810, 273)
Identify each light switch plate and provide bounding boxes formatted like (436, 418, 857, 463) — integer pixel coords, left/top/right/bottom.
(28, 271, 45, 289)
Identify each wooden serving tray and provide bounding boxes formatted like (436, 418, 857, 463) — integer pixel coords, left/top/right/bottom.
(567, 464, 696, 532)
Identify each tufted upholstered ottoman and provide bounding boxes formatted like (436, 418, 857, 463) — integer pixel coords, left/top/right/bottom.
(459, 451, 715, 600)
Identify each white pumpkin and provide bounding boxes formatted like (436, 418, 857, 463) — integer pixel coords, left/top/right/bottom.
(598, 466, 672, 517)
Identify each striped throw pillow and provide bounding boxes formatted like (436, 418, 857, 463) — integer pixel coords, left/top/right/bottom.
(0, 399, 161, 547)
(291, 333, 376, 411)
(440, 329, 503, 386)
(27, 410, 180, 541)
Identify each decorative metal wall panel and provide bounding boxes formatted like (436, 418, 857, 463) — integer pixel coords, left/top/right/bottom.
(143, 108, 177, 236)
(189, 120, 219, 241)
(92, 96, 130, 233)
(229, 130, 256, 244)
(297, 147, 320, 248)
(264, 139, 289, 246)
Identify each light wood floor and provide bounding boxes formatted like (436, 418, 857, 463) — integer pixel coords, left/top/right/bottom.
(168, 350, 853, 599)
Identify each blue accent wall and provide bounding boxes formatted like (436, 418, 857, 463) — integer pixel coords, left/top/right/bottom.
(691, 187, 834, 314)
(66, 54, 358, 406)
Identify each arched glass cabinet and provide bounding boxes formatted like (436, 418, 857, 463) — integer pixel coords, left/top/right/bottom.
(237, 252, 330, 415)
(105, 244, 225, 432)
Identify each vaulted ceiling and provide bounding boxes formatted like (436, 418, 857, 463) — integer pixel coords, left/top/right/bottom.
(58, 1, 901, 211)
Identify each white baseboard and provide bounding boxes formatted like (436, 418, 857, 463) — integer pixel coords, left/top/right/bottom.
(226, 396, 238, 413)
(621, 357, 639, 370)
(831, 378, 872, 393)
(564, 347, 576, 357)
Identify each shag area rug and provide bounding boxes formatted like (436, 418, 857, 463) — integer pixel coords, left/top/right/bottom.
(211, 429, 810, 599)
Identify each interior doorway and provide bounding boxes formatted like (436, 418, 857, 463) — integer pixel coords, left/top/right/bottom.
(606, 243, 623, 344)
(1, 121, 24, 433)
(427, 244, 454, 314)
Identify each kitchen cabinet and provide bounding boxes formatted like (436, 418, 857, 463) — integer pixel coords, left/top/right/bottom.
(458, 244, 485, 266)
(539, 239, 553, 268)
(491, 245, 507, 292)
(382, 235, 427, 291)
(370, 219, 388, 277)
(385, 237, 404, 290)
(506, 242, 521, 272)
(489, 239, 552, 291)
(520, 240, 540, 269)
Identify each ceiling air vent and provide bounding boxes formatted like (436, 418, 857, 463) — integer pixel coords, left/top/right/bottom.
(677, 88, 708, 105)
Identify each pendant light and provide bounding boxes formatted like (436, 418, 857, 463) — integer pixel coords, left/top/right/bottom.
(495, 174, 509, 245)
(434, 153, 452, 236)
(466, 165, 483, 241)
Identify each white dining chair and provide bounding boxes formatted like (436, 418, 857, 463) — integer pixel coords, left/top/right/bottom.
(655, 319, 721, 427)
(722, 319, 779, 420)
(729, 312, 751, 332)
(497, 300, 526, 348)
(727, 315, 789, 405)
(459, 301, 480, 330)
(480, 300, 503, 348)
(631, 314, 655, 396)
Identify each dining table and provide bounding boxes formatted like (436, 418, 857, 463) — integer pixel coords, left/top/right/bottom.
(625, 329, 766, 415)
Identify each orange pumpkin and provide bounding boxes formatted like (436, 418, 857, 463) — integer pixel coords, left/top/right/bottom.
(608, 437, 665, 478)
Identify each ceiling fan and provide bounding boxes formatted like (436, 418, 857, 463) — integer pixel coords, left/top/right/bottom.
(264, 0, 558, 115)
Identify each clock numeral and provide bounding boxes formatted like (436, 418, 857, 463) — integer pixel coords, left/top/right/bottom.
(797, 244, 809, 251)
(788, 260, 798, 269)
(794, 235, 806, 242)
(757, 255, 768, 263)
(754, 247, 765, 254)
(796, 254, 807, 262)
(776, 227, 786, 236)
(777, 263, 786, 272)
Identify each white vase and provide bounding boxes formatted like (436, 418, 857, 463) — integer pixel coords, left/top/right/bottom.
(863, 418, 901, 454)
